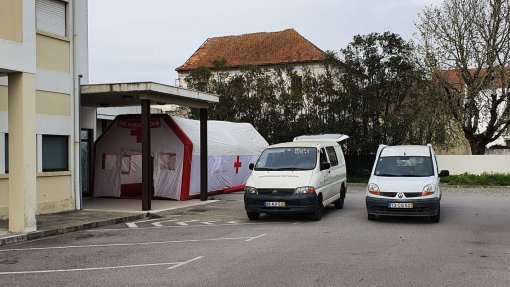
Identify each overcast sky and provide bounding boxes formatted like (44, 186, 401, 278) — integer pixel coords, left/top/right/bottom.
(88, 0, 441, 85)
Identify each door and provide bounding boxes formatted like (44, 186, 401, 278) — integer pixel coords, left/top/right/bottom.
(318, 147, 332, 199)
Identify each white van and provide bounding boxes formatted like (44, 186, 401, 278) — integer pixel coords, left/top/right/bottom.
(365, 144, 449, 223)
(244, 135, 348, 221)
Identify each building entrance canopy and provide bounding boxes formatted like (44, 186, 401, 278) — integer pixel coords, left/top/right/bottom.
(80, 82, 219, 211)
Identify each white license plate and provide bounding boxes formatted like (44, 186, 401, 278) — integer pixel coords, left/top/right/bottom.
(265, 202, 286, 207)
(388, 202, 414, 208)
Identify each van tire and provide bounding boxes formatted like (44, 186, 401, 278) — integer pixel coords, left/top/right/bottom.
(311, 195, 324, 221)
(334, 186, 346, 209)
(247, 212, 260, 220)
(430, 204, 440, 223)
(368, 213, 376, 220)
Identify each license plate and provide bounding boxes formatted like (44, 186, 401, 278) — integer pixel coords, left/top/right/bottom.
(387, 202, 414, 208)
(265, 202, 286, 207)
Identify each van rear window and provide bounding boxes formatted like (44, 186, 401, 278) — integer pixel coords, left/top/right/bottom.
(375, 156, 434, 177)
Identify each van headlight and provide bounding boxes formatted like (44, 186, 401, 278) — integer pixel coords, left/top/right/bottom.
(244, 186, 258, 194)
(368, 183, 380, 195)
(422, 184, 436, 196)
(294, 186, 316, 194)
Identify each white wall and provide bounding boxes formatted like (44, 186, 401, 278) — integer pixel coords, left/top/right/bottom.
(437, 155, 510, 175)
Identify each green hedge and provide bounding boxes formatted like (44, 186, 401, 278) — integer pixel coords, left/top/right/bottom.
(441, 173, 510, 186)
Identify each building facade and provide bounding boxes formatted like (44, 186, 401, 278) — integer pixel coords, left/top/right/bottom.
(0, 0, 88, 232)
(175, 29, 327, 88)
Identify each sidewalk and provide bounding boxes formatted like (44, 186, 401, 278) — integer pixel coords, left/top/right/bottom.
(0, 197, 218, 246)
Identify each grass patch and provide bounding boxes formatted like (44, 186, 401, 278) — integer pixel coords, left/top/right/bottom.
(441, 173, 510, 186)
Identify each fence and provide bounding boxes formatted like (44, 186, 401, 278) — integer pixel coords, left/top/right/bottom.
(436, 155, 510, 175)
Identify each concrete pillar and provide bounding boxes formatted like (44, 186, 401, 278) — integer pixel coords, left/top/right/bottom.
(8, 72, 37, 233)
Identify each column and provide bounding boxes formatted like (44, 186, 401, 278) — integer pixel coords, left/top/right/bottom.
(8, 72, 37, 233)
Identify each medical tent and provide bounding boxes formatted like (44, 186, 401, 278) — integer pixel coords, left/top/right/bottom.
(93, 114, 268, 200)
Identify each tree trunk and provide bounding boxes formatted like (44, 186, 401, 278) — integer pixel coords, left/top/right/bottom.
(467, 138, 487, 155)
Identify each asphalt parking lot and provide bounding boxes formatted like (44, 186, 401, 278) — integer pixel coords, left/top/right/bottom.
(0, 185, 509, 287)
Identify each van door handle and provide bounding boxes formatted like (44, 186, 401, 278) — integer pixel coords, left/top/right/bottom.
(328, 170, 331, 173)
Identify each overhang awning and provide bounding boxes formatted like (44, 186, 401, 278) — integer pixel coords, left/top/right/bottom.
(81, 82, 219, 108)
(80, 82, 219, 210)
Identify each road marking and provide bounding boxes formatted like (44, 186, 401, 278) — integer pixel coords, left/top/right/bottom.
(226, 221, 238, 224)
(176, 220, 198, 226)
(200, 221, 217, 225)
(87, 221, 298, 232)
(167, 256, 203, 270)
(0, 256, 204, 275)
(125, 218, 161, 228)
(245, 233, 267, 242)
(152, 219, 178, 227)
(0, 235, 266, 252)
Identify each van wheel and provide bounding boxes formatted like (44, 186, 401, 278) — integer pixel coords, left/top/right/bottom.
(247, 212, 260, 220)
(430, 204, 440, 223)
(334, 186, 345, 209)
(311, 195, 324, 221)
(368, 213, 376, 220)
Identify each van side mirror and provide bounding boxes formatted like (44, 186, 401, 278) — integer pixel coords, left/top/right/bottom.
(320, 162, 331, 171)
(439, 170, 449, 177)
(249, 163, 254, 170)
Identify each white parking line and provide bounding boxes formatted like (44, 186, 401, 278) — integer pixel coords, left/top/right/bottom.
(245, 234, 267, 242)
(0, 234, 267, 252)
(151, 219, 178, 227)
(0, 256, 204, 275)
(200, 221, 217, 225)
(125, 218, 161, 228)
(176, 220, 198, 226)
(87, 221, 298, 232)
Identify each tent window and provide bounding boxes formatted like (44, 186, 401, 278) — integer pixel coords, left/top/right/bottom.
(102, 154, 117, 170)
(36, 0, 67, 37)
(160, 153, 176, 171)
(42, 135, 68, 172)
(121, 155, 131, 174)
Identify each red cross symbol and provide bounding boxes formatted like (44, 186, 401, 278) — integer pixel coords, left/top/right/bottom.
(130, 128, 142, 143)
(234, 156, 242, 174)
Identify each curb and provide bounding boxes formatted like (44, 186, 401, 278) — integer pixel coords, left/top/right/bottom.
(0, 213, 149, 247)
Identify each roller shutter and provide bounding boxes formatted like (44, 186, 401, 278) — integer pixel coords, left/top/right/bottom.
(36, 0, 66, 37)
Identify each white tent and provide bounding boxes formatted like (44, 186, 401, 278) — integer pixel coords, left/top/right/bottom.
(93, 114, 268, 200)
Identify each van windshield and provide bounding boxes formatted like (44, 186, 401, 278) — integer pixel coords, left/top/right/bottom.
(374, 156, 434, 177)
(254, 147, 317, 171)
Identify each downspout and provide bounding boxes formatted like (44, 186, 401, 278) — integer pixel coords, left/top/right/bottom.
(73, 1, 82, 210)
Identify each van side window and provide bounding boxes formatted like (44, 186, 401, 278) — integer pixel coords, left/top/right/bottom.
(326, 146, 338, 166)
(320, 148, 329, 166)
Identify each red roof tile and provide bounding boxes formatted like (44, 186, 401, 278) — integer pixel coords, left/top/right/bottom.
(176, 29, 326, 72)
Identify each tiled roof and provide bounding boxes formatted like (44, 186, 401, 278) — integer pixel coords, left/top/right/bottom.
(440, 68, 510, 92)
(176, 29, 326, 72)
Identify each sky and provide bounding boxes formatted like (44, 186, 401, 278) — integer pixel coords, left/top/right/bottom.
(87, 0, 441, 85)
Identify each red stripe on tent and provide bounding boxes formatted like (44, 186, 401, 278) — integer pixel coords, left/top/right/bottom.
(162, 115, 193, 201)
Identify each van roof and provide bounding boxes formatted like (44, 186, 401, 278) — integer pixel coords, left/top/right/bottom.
(268, 141, 338, 149)
(379, 145, 431, 157)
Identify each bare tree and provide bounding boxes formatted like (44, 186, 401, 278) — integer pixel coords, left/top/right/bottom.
(417, 0, 510, 154)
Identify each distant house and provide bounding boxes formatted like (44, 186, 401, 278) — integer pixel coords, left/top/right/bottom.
(176, 29, 327, 88)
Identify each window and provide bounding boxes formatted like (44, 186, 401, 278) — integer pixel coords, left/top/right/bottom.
(326, 146, 339, 166)
(121, 155, 131, 175)
(4, 133, 8, 174)
(160, 153, 177, 171)
(36, 0, 67, 37)
(42, 135, 68, 172)
(291, 75, 303, 93)
(102, 154, 117, 170)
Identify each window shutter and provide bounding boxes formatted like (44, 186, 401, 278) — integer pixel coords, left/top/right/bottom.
(36, 0, 66, 37)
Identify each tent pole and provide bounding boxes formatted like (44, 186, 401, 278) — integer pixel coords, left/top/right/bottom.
(142, 99, 152, 210)
(200, 108, 208, 201)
